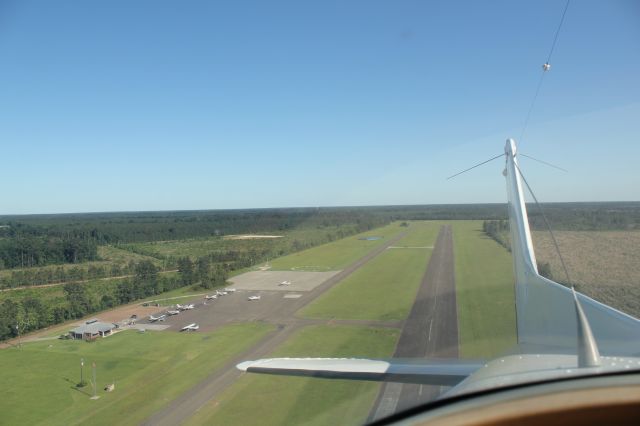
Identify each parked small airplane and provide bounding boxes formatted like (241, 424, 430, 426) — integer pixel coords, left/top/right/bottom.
(205, 294, 218, 300)
(278, 280, 291, 286)
(182, 303, 195, 310)
(180, 323, 199, 332)
(216, 290, 228, 296)
(148, 314, 166, 322)
(167, 310, 180, 316)
(247, 295, 261, 301)
(224, 287, 237, 293)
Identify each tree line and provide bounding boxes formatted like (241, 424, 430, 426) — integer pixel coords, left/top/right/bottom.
(0, 235, 97, 270)
(482, 220, 511, 251)
(0, 257, 228, 342)
(1, 202, 635, 266)
(0, 261, 142, 290)
(0, 207, 391, 245)
(0, 215, 384, 291)
(482, 220, 553, 280)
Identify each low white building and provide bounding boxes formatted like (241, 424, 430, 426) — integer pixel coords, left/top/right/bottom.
(69, 319, 116, 340)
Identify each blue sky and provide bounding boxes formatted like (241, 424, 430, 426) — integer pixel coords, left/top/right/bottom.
(0, 0, 638, 214)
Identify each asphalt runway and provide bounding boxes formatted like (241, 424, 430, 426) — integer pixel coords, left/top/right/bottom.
(369, 224, 459, 421)
(141, 229, 409, 426)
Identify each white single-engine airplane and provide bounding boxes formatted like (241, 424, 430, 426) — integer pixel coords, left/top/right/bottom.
(205, 294, 218, 300)
(180, 323, 199, 332)
(278, 280, 292, 286)
(224, 287, 237, 293)
(237, 139, 640, 409)
(167, 310, 180, 316)
(148, 314, 166, 322)
(247, 295, 261, 301)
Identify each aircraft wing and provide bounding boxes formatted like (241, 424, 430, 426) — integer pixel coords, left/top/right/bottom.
(504, 139, 640, 356)
(237, 358, 482, 385)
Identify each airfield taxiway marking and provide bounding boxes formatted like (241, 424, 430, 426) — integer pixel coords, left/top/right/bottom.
(428, 319, 433, 341)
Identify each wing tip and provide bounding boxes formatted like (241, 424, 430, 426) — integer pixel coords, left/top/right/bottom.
(236, 360, 256, 371)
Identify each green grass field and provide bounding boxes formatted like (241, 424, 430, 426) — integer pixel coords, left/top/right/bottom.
(269, 223, 405, 271)
(0, 323, 274, 426)
(185, 324, 399, 426)
(453, 221, 516, 358)
(299, 249, 430, 321)
(392, 221, 441, 247)
(298, 222, 438, 321)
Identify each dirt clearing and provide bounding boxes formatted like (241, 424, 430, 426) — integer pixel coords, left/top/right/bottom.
(532, 230, 640, 318)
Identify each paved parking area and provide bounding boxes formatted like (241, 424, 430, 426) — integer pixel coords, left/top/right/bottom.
(228, 270, 340, 292)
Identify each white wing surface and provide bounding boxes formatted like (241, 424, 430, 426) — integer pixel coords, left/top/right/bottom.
(504, 139, 640, 356)
(237, 358, 482, 385)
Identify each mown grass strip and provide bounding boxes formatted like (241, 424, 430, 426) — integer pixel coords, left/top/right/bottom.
(299, 223, 438, 321)
(185, 324, 399, 426)
(269, 223, 405, 271)
(453, 221, 516, 358)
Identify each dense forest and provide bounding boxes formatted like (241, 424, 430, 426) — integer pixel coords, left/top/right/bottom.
(0, 235, 97, 269)
(0, 202, 640, 269)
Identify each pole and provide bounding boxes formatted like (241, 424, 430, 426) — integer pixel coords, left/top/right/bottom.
(80, 358, 84, 386)
(16, 324, 21, 350)
(90, 361, 99, 400)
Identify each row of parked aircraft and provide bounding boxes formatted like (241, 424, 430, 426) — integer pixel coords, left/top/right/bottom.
(205, 288, 237, 300)
(148, 286, 252, 328)
(148, 301, 197, 322)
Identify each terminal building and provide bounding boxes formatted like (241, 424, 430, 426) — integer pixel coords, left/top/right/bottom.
(69, 319, 117, 340)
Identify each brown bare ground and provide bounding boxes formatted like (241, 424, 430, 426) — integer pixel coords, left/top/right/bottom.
(223, 234, 283, 240)
(532, 230, 640, 318)
(97, 304, 164, 323)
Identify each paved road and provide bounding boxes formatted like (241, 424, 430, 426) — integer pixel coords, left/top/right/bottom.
(142, 230, 409, 426)
(369, 224, 458, 422)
